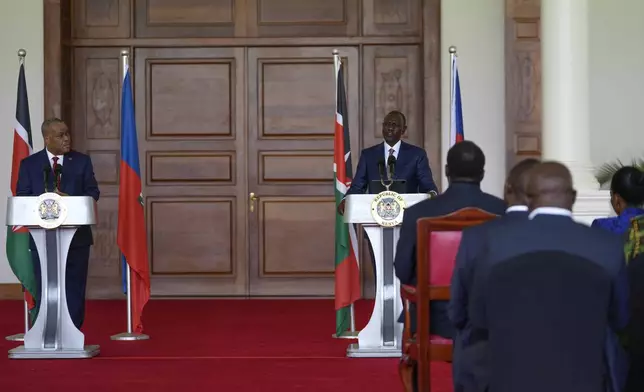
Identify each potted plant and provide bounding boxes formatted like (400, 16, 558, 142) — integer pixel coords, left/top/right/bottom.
(595, 159, 644, 189)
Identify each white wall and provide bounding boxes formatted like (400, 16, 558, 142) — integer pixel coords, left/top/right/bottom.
(589, 0, 644, 168)
(0, 1, 44, 283)
(440, 0, 506, 196)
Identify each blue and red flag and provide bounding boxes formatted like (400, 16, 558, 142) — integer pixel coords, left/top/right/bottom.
(118, 62, 150, 333)
(450, 54, 464, 145)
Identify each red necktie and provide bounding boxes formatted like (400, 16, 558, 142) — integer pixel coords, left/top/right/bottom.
(52, 157, 60, 189)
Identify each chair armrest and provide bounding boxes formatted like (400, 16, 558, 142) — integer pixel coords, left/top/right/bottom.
(401, 284, 417, 303)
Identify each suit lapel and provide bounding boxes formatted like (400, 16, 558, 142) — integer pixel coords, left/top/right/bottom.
(59, 152, 74, 193)
(394, 142, 411, 178)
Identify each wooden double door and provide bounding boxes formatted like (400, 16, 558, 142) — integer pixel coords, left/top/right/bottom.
(76, 46, 368, 297)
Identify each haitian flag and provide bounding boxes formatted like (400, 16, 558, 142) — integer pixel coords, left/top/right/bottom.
(118, 62, 150, 333)
(333, 61, 360, 336)
(450, 54, 464, 145)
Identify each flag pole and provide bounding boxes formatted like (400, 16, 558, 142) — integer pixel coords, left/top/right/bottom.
(110, 49, 149, 342)
(449, 46, 457, 147)
(5, 49, 29, 343)
(332, 48, 358, 340)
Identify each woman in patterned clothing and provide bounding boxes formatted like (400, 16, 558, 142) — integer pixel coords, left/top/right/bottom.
(592, 166, 644, 392)
(592, 166, 644, 234)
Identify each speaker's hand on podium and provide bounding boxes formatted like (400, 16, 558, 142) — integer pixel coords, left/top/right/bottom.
(54, 189, 69, 197)
(337, 199, 346, 216)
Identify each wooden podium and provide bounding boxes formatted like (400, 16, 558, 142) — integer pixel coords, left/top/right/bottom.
(6, 193, 99, 359)
(343, 193, 430, 357)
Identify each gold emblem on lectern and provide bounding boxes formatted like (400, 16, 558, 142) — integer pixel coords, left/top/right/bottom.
(36, 192, 68, 229)
(371, 191, 407, 227)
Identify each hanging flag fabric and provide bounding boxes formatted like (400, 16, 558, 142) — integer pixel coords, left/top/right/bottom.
(117, 62, 150, 333)
(450, 55, 465, 146)
(333, 61, 361, 336)
(7, 61, 37, 320)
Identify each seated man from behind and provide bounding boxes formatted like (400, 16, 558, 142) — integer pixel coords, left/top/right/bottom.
(448, 158, 539, 392)
(468, 162, 629, 392)
(394, 140, 506, 339)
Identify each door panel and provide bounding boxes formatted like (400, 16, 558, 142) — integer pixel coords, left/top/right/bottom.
(73, 47, 124, 298)
(247, 46, 359, 295)
(135, 47, 248, 296)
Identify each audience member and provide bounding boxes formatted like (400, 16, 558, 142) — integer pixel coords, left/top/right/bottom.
(468, 162, 628, 392)
(394, 141, 505, 392)
(448, 158, 539, 392)
(592, 166, 644, 234)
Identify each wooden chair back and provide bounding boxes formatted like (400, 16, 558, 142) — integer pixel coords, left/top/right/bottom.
(416, 207, 499, 390)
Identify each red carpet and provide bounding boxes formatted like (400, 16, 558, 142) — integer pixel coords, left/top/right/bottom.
(0, 299, 452, 391)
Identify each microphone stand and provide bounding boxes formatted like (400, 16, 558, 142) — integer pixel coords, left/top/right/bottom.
(43, 166, 50, 193)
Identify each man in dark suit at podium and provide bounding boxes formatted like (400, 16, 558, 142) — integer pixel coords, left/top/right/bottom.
(338, 110, 438, 207)
(16, 118, 100, 329)
(337, 111, 439, 278)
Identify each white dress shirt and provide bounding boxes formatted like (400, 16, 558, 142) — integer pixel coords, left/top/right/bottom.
(528, 206, 573, 220)
(46, 149, 64, 168)
(506, 205, 528, 214)
(384, 140, 401, 161)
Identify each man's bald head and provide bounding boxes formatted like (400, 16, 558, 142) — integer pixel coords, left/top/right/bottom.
(526, 161, 577, 211)
(504, 158, 540, 206)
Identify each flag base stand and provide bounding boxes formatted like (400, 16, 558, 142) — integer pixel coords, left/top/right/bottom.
(346, 343, 401, 358)
(9, 344, 100, 359)
(332, 331, 359, 339)
(110, 332, 150, 341)
(5, 333, 24, 342)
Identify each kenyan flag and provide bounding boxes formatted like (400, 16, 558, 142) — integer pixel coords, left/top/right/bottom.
(7, 60, 36, 320)
(333, 60, 360, 336)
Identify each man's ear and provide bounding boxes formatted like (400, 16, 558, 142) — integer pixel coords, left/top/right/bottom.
(571, 189, 577, 206)
(444, 164, 450, 178)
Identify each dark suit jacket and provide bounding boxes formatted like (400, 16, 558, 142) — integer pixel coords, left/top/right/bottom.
(448, 209, 528, 392)
(470, 214, 629, 392)
(470, 213, 629, 336)
(16, 149, 100, 249)
(449, 210, 529, 334)
(394, 182, 506, 337)
(345, 141, 438, 195)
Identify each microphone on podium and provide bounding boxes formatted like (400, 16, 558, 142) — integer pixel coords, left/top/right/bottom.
(42, 165, 50, 193)
(378, 158, 386, 181)
(386, 155, 396, 180)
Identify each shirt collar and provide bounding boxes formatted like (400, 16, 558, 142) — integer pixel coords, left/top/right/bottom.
(528, 207, 573, 220)
(384, 140, 402, 156)
(46, 149, 64, 163)
(506, 205, 528, 213)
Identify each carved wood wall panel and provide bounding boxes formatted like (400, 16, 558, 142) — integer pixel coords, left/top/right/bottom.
(72, 47, 123, 297)
(73, 0, 131, 38)
(505, 0, 542, 168)
(363, 0, 421, 36)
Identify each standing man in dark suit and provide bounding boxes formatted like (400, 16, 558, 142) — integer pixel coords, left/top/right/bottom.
(448, 158, 539, 392)
(338, 110, 438, 212)
(337, 110, 439, 281)
(394, 140, 506, 339)
(469, 162, 629, 392)
(16, 118, 100, 329)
